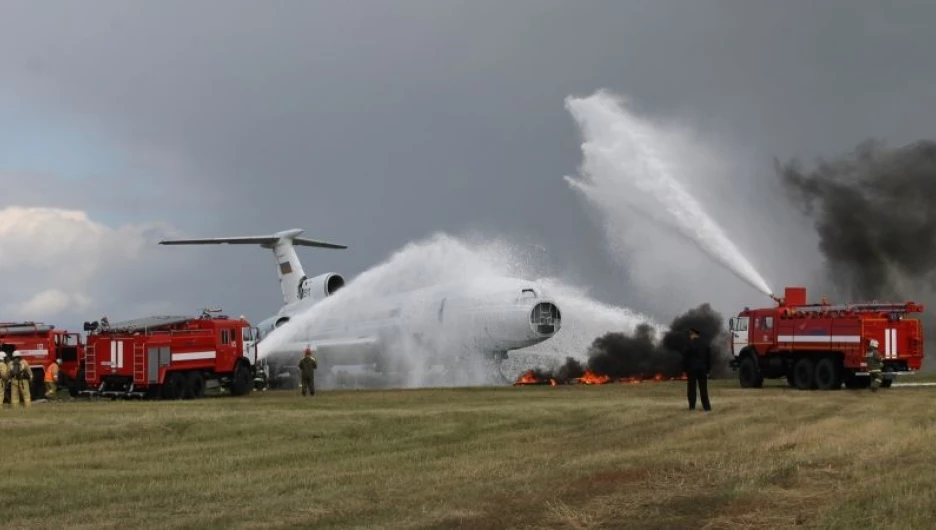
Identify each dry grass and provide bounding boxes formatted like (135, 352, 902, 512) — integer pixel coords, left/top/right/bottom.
(3, 378, 936, 529)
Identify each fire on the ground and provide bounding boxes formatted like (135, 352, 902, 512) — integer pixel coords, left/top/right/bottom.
(513, 369, 687, 386)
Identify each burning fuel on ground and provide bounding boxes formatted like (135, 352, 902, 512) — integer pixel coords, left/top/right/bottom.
(515, 303, 729, 385)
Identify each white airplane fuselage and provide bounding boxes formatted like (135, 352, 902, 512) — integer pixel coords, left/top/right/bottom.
(256, 275, 562, 372)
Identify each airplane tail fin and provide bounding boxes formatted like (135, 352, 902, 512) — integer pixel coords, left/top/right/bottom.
(159, 228, 347, 305)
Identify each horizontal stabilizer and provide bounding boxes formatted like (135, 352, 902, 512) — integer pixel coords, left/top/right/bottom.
(159, 228, 347, 306)
(159, 234, 347, 249)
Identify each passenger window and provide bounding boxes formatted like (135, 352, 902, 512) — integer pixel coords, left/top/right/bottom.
(764, 317, 773, 330)
(221, 329, 230, 345)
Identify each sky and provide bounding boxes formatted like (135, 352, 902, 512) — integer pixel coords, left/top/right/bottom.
(1, 0, 935, 338)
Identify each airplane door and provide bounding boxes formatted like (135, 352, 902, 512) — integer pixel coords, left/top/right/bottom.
(731, 316, 749, 356)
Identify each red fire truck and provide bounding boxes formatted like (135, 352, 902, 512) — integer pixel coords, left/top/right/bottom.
(728, 287, 925, 390)
(80, 311, 259, 399)
(0, 321, 85, 399)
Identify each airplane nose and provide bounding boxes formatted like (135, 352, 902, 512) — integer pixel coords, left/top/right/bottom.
(530, 302, 561, 336)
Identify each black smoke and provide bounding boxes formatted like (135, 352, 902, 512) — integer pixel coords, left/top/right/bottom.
(517, 358, 584, 384)
(777, 139, 936, 300)
(535, 303, 730, 382)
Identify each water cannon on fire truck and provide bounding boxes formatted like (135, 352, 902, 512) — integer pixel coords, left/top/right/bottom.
(729, 286, 925, 391)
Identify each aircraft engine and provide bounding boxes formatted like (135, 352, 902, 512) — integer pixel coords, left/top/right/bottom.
(297, 273, 345, 303)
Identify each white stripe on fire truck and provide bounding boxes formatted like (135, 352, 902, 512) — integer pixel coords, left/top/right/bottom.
(891, 328, 898, 358)
(171, 351, 217, 362)
(15, 349, 48, 356)
(110, 341, 117, 367)
(117, 340, 124, 368)
(776, 335, 861, 343)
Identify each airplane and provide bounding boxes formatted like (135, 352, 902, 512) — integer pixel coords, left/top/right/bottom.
(158, 228, 563, 386)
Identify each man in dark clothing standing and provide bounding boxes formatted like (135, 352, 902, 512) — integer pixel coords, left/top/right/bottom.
(298, 346, 318, 396)
(682, 328, 712, 411)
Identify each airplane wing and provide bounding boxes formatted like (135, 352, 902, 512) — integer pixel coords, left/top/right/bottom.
(259, 337, 380, 366)
(159, 234, 347, 249)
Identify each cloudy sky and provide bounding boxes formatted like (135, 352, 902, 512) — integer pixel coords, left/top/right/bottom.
(1, 0, 934, 333)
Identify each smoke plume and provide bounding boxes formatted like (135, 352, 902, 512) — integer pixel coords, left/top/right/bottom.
(538, 303, 730, 381)
(778, 139, 936, 301)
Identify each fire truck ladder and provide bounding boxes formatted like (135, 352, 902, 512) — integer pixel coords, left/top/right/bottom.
(789, 301, 923, 316)
(79, 343, 105, 398)
(85, 343, 97, 383)
(132, 342, 146, 385)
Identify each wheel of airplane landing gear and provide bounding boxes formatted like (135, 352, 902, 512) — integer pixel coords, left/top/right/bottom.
(793, 358, 816, 390)
(814, 357, 842, 390)
(483, 357, 511, 386)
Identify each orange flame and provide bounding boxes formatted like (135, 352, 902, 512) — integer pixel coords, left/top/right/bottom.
(513, 370, 543, 385)
(577, 370, 612, 385)
(514, 369, 690, 386)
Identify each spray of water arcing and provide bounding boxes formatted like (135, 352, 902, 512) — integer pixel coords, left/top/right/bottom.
(259, 232, 660, 388)
(562, 90, 773, 298)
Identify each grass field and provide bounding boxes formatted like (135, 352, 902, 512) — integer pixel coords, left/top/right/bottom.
(4, 377, 936, 529)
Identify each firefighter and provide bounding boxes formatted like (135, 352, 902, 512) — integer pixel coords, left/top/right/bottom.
(45, 358, 62, 399)
(682, 327, 712, 411)
(298, 345, 318, 396)
(0, 351, 9, 407)
(9, 351, 32, 407)
(867, 338, 884, 392)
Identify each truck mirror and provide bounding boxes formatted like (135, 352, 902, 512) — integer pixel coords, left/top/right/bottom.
(727, 318, 734, 331)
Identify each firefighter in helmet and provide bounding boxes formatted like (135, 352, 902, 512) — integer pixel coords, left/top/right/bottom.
(866, 338, 884, 392)
(298, 345, 318, 397)
(45, 358, 62, 399)
(0, 351, 9, 407)
(9, 351, 32, 407)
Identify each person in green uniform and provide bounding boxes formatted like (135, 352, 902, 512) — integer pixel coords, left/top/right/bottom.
(298, 346, 318, 396)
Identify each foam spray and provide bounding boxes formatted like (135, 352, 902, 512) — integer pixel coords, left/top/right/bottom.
(563, 90, 773, 298)
(258, 233, 659, 388)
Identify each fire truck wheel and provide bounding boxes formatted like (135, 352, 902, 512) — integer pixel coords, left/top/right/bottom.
(792, 358, 816, 390)
(31, 370, 44, 401)
(738, 356, 763, 388)
(814, 357, 842, 390)
(185, 372, 206, 399)
(162, 372, 185, 400)
(230, 363, 252, 396)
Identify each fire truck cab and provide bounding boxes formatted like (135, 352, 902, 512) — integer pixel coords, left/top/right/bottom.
(81, 310, 259, 399)
(0, 322, 85, 399)
(728, 287, 925, 390)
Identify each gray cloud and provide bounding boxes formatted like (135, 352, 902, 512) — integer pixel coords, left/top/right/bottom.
(1, 1, 935, 336)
